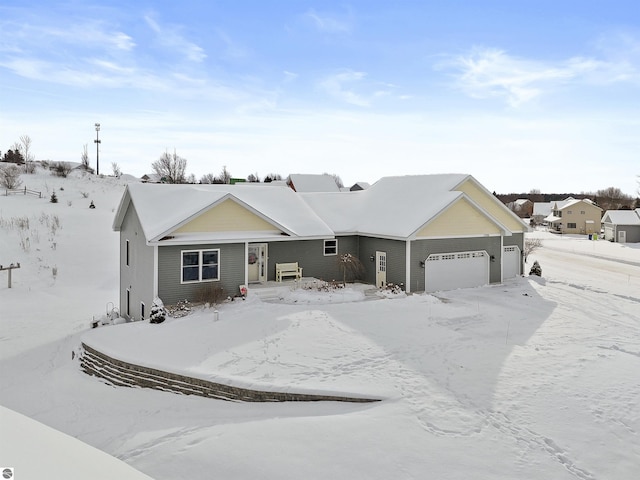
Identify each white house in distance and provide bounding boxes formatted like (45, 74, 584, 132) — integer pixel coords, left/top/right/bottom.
(535, 197, 602, 235)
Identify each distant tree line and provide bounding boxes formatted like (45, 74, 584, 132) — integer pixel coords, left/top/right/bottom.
(497, 187, 639, 212)
(149, 149, 342, 187)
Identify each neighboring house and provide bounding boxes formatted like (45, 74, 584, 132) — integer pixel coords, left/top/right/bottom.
(287, 174, 341, 192)
(140, 173, 164, 183)
(113, 174, 529, 320)
(507, 199, 533, 218)
(532, 201, 552, 225)
(601, 209, 640, 243)
(544, 198, 602, 235)
(350, 182, 371, 192)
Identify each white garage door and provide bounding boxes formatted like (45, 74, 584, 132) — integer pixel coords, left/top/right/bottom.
(503, 246, 520, 279)
(425, 251, 489, 292)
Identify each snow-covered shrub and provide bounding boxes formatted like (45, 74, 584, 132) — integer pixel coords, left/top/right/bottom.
(50, 192, 58, 203)
(150, 298, 167, 324)
(529, 261, 542, 276)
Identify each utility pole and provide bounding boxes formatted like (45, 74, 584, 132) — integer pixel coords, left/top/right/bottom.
(94, 123, 101, 175)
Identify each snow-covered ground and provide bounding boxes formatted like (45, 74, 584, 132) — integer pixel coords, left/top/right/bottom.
(1, 169, 638, 479)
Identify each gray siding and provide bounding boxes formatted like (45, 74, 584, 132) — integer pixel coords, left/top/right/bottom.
(158, 243, 245, 305)
(119, 203, 154, 320)
(358, 236, 407, 288)
(607, 224, 640, 243)
(410, 236, 503, 292)
(504, 232, 524, 250)
(267, 236, 359, 282)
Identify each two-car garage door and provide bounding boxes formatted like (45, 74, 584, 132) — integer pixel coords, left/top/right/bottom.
(424, 247, 521, 292)
(425, 251, 489, 292)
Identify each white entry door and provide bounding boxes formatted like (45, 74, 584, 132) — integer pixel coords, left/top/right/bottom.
(375, 251, 387, 288)
(248, 244, 267, 283)
(503, 246, 520, 279)
(425, 251, 489, 292)
(618, 230, 626, 243)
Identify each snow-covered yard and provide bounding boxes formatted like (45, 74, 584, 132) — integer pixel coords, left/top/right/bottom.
(1, 170, 638, 479)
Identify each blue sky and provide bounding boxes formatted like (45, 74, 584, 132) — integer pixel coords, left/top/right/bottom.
(1, 1, 639, 194)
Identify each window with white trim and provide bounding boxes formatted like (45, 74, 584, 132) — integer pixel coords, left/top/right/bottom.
(324, 239, 338, 256)
(181, 249, 220, 283)
(125, 239, 130, 266)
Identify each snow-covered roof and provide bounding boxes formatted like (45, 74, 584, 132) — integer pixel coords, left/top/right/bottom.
(533, 202, 552, 216)
(288, 174, 341, 192)
(602, 209, 640, 225)
(114, 174, 524, 242)
(561, 198, 601, 211)
(113, 183, 334, 242)
(301, 174, 512, 238)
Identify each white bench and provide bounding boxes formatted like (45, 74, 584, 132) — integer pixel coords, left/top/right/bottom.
(275, 262, 303, 282)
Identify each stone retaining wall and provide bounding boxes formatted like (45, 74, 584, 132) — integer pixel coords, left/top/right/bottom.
(80, 343, 380, 403)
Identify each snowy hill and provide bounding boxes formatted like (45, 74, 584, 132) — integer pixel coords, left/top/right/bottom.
(1, 168, 639, 480)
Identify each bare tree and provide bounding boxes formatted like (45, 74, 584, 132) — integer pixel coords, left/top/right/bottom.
(151, 150, 188, 184)
(217, 165, 232, 184)
(0, 164, 23, 189)
(81, 144, 91, 171)
(263, 173, 282, 183)
(337, 253, 364, 286)
(595, 186, 632, 210)
(247, 172, 260, 182)
(20, 135, 36, 173)
(524, 238, 542, 263)
(111, 162, 122, 178)
(199, 173, 217, 184)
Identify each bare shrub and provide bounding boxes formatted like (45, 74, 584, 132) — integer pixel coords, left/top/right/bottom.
(196, 283, 226, 305)
(337, 253, 365, 285)
(0, 165, 23, 189)
(52, 161, 72, 177)
(524, 238, 543, 263)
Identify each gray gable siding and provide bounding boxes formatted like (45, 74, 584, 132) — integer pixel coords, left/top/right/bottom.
(357, 236, 407, 288)
(158, 243, 245, 305)
(120, 203, 154, 321)
(410, 236, 503, 292)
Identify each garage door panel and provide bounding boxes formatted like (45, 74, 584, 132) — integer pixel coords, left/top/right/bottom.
(503, 246, 520, 279)
(425, 251, 489, 292)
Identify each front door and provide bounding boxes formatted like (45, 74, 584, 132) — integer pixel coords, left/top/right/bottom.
(375, 251, 387, 288)
(618, 230, 626, 243)
(248, 244, 267, 283)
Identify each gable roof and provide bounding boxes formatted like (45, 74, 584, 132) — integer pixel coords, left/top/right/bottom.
(113, 183, 334, 243)
(559, 198, 601, 211)
(602, 209, 640, 225)
(287, 174, 341, 192)
(114, 174, 528, 244)
(300, 174, 522, 239)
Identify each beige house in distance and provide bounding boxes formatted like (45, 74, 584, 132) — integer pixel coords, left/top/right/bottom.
(545, 198, 602, 235)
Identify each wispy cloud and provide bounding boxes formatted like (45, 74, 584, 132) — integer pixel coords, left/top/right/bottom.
(439, 45, 639, 106)
(304, 8, 352, 34)
(144, 15, 206, 62)
(319, 71, 371, 106)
